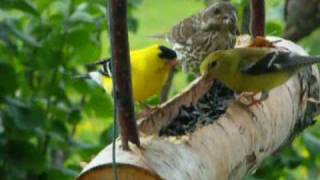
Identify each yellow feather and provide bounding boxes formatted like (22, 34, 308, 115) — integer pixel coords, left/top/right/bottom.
(101, 44, 173, 102)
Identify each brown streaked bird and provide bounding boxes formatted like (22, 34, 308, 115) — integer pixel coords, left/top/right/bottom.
(166, 2, 239, 75)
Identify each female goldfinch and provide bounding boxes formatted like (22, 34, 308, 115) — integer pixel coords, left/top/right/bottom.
(87, 44, 177, 102)
(200, 47, 320, 93)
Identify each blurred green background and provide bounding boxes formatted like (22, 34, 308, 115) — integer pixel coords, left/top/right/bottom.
(0, 0, 320, 179)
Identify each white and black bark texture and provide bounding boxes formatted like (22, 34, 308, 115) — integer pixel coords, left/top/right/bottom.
(77, 36, 320, 180)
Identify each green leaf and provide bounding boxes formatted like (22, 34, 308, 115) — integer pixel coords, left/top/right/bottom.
(69, 3, 95, 24)
(5, 98, 46, 132)
(127, 16, 139, 33)
(68, 107, 82, 124)
(280, 147, 303, 169)
(266, 21, 284, 36)
(66, 25, 101, 64)
(47, 167, 78, 180)
(47, 0, 71, 19)
(303, 133, 320, 156)
(69, 11, 95, 24)
(67, 77, 92, 95)
(128, 0, 143, 8)
(49, 120, 69, 143)
(0, 22, 18, 55)
(3, 140, 46, 173)
(4, 19, 40, 47)
(0, 62, 17, 98)
(0, 116, 3, 134)
(84, 89, 113, 117)
(72, 140, 101, 159)
(36, 30, 64, 70)
(41, 0, 71, 28)
(99, 124, 116, 145)
(1, 0, 39, 16)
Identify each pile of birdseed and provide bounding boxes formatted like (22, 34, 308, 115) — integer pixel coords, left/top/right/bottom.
(159, 81, 234, 136)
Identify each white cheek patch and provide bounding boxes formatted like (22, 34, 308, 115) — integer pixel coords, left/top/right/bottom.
(89, 72, 103, 86)
(173, 43, 186, 61)
(223, 19, 231, 24)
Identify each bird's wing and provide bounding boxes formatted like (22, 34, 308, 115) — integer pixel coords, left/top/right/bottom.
(241, 51, 293, 75)
(169, 16, 200, 45)
(147, 33, 167, 40)
(242, 51, 320, 75)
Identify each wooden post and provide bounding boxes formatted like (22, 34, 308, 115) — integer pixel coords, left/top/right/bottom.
(108, 0, 140, 150)
(250, 0, 265, 37)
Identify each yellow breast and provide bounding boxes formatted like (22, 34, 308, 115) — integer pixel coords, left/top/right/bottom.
(101, 45, 171, 102)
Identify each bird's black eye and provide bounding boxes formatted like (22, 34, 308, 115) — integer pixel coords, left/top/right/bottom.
(214, 8, 221, 15)
(159, 45, 177, 60)
(208, 61, 217, 69)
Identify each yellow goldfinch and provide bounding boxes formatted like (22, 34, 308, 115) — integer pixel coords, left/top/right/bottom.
(86, 44, 177, 102)
(200, 47, 320, 93)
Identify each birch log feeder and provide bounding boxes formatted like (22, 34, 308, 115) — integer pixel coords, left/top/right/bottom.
(77, 36, 320, 180)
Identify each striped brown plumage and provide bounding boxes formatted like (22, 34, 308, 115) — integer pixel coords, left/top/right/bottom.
(166, 2, 239, 75)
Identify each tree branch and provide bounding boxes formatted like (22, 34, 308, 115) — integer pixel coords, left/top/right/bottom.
(241, 2, 251, 34)
(250, 0, 265, 37)
(77, 36, 320, 179)
(108, 0, 140, 150)
(160, 68, 176, 103)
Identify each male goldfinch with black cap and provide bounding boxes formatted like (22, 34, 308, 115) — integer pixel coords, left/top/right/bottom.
(85, 44, 178, 102)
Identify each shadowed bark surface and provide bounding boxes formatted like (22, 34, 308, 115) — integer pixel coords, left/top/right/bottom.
(284, 0, 320, 42)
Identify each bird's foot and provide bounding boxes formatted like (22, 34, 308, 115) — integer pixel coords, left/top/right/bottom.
(236, 91, 269, 107)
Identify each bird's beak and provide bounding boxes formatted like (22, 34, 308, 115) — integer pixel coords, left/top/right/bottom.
(169, 59, 179, 67)
(223, 15, 235, 25)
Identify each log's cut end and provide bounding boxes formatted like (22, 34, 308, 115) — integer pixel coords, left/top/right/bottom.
(77, 164, 161, 180)
(77, 143, 164, 180)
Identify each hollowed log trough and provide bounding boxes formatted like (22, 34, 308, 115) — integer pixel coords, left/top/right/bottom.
(77, 36, 320, 180)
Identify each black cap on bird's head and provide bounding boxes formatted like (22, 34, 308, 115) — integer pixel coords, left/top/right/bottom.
(158, 45, 178, 66)
(159, 45, 177, 59)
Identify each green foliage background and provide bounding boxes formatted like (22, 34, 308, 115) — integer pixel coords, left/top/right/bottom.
(0, 0, 319, 179)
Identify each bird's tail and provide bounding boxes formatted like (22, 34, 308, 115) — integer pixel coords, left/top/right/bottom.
(290, 54, 320, 68)
(72, 74, 91, 80)
(147, 33, 167, 40)
(72, 70, 108, 81)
